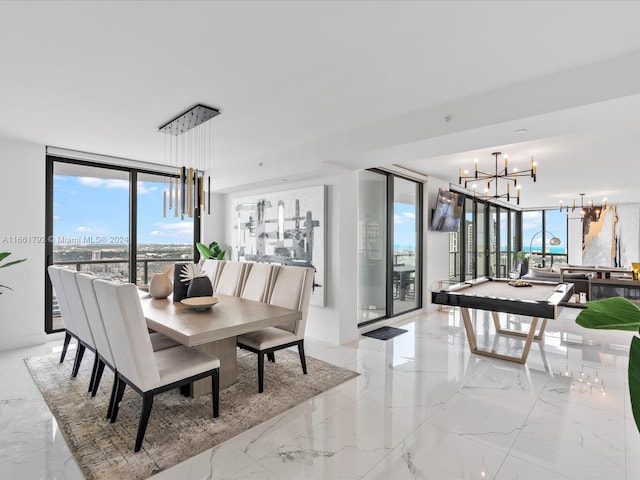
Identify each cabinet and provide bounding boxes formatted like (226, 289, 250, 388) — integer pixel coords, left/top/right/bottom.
(589, 278, 640, 303)
(560, 266, 634, 303)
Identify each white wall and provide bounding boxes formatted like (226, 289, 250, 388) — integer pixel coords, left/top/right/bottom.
(0, 139, 55, 350)
(423, 177, 453, 312)
(221, 172, 359, 345)
(199, 192, 226, 253)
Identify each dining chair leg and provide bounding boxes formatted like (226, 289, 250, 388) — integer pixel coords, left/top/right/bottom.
(106, 376, 118, 420)
(298, 340, 307, 375)
(211, 370, 219, 418)
(91, 360, 106, 397)
(88, 354, 99, 392)
(110, 376, 127, 423)
(134, 393, 154, 452)
(71, 344, 86, 378)
(60, 332, 71, 363)
(267, 352, 275, 362)
(258, 352, 265, 393)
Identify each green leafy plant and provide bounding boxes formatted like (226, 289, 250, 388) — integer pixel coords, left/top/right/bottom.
(576, 297, 640, 433)
(516, 251, 529, 261)
(575, 297, 640, 331)
(629, 336, 640, 434)
(0, 252, 27, 294)
(196, 241, 227, 260)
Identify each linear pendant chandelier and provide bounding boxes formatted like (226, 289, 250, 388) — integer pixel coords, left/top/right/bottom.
(158, 104, 220, 219)
(458, 151, 537, 205)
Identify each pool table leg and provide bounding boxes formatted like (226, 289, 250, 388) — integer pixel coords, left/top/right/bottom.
(461, 308, 541, 364)
(492, 311, 548, 340)
(460, 307, 478, 352)
(519, 317, 539, 362)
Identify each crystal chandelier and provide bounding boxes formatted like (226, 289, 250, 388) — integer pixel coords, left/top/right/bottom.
(458, 151, 537, 205)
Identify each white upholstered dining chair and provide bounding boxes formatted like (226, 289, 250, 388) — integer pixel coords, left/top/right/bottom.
(47, 265, 80, 365)
(76, 273, 182, 408)
(75, 272, 120, 418)
(240, 263, 275, 303)
(93, 279, 221, 452)
(53, 266, 99, 380)
(201, 259, 224, 290)
(236, 265, 315, 393)
(59, 268, 99, 389)
(214, 261, 248, 296)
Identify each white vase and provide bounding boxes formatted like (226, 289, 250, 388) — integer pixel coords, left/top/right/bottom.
(149, 273, 172, 299)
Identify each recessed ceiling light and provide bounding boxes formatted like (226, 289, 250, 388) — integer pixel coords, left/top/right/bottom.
(515, 128, 528, 134)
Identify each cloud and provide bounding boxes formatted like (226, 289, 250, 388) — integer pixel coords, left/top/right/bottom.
(76, 225, 104, 233)
(148, 221, 193, 239)
(77, 177, 159, 195)
(53, 215, 60, 222)
(78, 177, 129, 190)
(137, 184, 157, 195)
(394, 211, 416, 225)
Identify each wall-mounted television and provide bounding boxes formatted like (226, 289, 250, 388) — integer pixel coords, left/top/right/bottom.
(431, 188, 463, 232)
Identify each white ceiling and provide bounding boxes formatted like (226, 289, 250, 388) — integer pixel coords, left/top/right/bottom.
(2, 1, 640, 207)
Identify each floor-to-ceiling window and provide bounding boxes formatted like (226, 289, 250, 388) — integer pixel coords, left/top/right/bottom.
(357, 169, 422, 326)
(464, 197, 475, 280)
(522, 208, 568, 267)
(136, 172, 195, 283)
(45, 156, 196, 333)
(476, 201, 487, 276)
(449, 194, 522, 280)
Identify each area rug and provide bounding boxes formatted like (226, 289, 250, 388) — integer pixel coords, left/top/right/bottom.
(362, 326, 408, 340)
(25, 348, 358, 480)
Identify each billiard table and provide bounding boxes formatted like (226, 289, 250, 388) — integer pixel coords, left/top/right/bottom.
(431, 277, 574, 364)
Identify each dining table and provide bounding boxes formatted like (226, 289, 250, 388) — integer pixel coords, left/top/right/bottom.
(139, 292, 301, 396)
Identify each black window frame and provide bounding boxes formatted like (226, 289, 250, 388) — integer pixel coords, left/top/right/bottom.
(44, 155, 200, 334)
(358, 168, 423, 328)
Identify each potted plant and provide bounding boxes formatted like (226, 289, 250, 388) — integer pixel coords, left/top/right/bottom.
(0, 252, 27, 294)
(516, 251, 529, 278)
(196, 241, 227, 261)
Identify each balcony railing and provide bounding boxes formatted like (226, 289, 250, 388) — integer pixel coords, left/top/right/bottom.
(53, 257, 193, 285)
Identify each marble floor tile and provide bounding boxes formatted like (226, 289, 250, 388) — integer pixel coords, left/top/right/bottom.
(1, 307, 639, 479)
(361, 422, 507, 480)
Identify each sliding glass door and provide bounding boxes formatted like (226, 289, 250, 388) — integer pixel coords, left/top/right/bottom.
(357, 169, 422, 326)
(393, 177, 419, 315)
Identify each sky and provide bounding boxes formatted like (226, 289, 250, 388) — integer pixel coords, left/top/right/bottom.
(521, 209, 567, 253)
(55, 174, 416, 249)
(394, 202, 416, 249)
(53, 175, 193, 245)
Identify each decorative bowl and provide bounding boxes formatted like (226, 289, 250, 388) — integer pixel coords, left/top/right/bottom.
(180, 296, 219, 311)
(137, 284, 150, 293)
